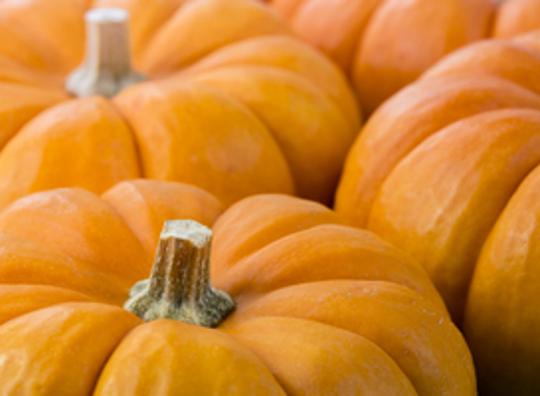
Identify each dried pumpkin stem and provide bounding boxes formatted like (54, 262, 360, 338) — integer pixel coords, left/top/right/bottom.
(66, 8, 146, 97)
(124, 220, 235, 327)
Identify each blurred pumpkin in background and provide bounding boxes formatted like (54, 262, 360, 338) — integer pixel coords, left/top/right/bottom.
(337, 30, 540, 395)
(0, 0, 359, 209)
(0, 179, 475, 395)
(267, 0, 540, 113)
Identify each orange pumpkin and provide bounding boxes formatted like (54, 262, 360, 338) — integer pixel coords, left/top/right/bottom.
(0, 0, 359, 209)
(0, 179, 474, 395)
(269, 0, 540, 113)
(337, 31, 540, 394)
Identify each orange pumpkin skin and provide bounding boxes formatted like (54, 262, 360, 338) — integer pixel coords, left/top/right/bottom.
(0, 179, 474, 395)
(337, 32, 540, 394)
(269, 0, 540, 113)
(0, 0, 359, 209)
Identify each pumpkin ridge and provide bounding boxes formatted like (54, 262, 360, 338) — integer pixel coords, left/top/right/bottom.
(234, 279, 449, 318)
(348, 0, 389, 72)
(463, 161, 540, 394)
(0, 82, 68, 151)
(369, 108, 540, 320)
(460, 159, 540, 309)
(0, 284, 91, 325)
(169, 76, 298, 191)
(275, 0, 309, 19)
(184, 36, 361, 129)
(190, 63, 354, 202)
(210, 194, 342, 273)
(512, 36, 540, 57)
(0, 1, 83, 73)
(289, 0, 388, 71)
(0, 249, 132, 305)
(189, 62, 353, 164)
(113, 79, 296, 205)
(335, 74, 540, 227)
(210, 62, 357, 132)
(0, 58, 64, 89)
(140, 0, 290, 75)
(0, 187, 149, 282)
(106, 99, 145, 177)
(224, 315, 417, 395)
(423, 40, 540, 96)
(228, 279, 473, 395)
(101, 178, 224, 256)
(94, 318, 286, 395)
(217, 223, 446, 312)
(0, 301, 140, 394)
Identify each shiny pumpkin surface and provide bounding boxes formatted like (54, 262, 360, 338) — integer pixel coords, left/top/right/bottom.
(0, 179, 474, 395)
(268, 0, 540, 113)
(337, 31, 540, 394)
(0, 0, 359, 209)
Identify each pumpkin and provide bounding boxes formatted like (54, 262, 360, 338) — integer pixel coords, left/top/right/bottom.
(0, 178, 474, 395)
(336, 30, 540, 394)
(0, 0, 359, 209)
(268, 0, 540, 113)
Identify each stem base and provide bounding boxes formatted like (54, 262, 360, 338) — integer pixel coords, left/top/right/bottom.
(124, 220, 235, 328)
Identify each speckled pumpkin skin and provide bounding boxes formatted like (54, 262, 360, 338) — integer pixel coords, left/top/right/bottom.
(0, 179, 474, 395)
(0, 0, 359, 209)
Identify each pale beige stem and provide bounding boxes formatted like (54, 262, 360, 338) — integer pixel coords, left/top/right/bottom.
(66, 8, 146, 98)
(125, 220, 235, 328)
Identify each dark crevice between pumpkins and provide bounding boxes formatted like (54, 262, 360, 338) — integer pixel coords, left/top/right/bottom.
(124, 220, 236, 328)
(66, 8, 146, 98)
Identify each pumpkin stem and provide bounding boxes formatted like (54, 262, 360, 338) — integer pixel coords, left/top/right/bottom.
(124, 220, 235, 327)
(66, 8, 146, 97)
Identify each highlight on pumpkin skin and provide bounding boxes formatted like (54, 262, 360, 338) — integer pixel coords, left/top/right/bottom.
(0, 179, 475, 395)
(493, 0, 540, 38)
(0, 0, 360, 210)
(512, 29, 540, 54)
(336, 32, 540, 395)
